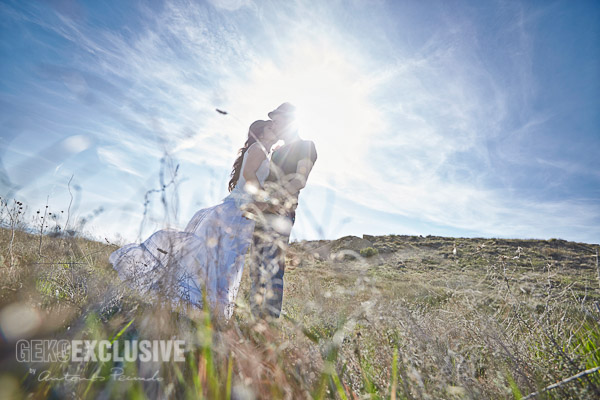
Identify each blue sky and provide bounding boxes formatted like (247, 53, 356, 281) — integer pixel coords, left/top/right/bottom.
(1, 0, 599, 244)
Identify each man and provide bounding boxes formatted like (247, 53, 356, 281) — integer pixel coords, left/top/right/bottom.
(249, 102, 317, 319)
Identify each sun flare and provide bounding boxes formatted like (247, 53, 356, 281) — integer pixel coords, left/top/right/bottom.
(225, 40, 384, 186)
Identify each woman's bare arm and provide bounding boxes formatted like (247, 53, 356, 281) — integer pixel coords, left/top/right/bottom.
(242, 143, 267, 192)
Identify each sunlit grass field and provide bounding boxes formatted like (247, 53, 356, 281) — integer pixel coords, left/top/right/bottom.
(1, 198, 599, 399)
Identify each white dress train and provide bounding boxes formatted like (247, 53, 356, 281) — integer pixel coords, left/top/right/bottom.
(109, 150, 270, 320)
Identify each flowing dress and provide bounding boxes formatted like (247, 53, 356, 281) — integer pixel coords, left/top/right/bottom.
(109, 149, 270, 320)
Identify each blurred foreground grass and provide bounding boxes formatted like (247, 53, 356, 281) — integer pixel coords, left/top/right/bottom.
(1, 206, 600, 399)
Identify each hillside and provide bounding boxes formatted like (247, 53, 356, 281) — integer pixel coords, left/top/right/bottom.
(1, 226, 599, 399)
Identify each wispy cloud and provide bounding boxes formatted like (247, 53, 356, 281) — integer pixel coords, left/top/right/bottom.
(1, 0, 598, 243)
(96, 147, 144, 178)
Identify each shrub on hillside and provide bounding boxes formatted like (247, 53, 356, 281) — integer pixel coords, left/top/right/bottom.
(360, 247, 378, 257)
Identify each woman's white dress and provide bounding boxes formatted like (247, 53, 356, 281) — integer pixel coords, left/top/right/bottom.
(109, 150, 270, 320)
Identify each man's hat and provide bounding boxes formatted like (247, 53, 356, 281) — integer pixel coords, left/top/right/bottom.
(268, 102, 296, 119)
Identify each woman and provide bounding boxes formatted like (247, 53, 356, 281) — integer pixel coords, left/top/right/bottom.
(110, 120, 278, 321)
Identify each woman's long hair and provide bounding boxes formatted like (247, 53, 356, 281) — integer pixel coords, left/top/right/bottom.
(228, 120, 270, 192)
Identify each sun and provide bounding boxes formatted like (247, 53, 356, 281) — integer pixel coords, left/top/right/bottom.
(226, 39, 385, 187)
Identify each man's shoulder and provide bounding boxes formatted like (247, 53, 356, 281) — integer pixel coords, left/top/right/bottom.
(299, 139, 316, 149)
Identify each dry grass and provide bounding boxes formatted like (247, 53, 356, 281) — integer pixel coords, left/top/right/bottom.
(1, 197, 600, 399)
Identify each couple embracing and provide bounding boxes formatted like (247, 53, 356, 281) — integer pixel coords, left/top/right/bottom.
(110, 103, 317, 322)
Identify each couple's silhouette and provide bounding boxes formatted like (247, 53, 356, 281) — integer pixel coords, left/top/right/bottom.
(110, 103, 317, 321)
